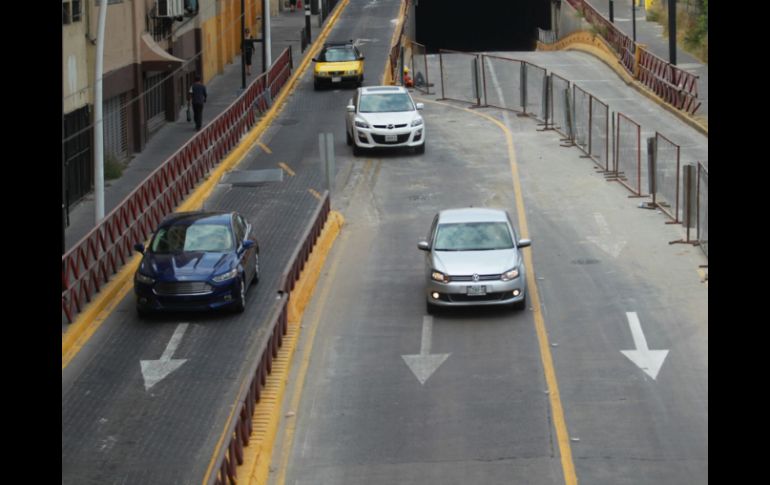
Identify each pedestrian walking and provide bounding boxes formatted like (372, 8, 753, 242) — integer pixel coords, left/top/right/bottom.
(243, 28, 257, 76)
(187, 74, 207, 131)
(289, 0, 297, 12)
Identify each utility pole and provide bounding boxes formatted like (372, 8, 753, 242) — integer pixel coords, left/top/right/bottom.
(631, 0, 636, 43)
(609, 0, 614, 22)
(94, 0, 108, 223)
(241, 0, 246, 89)
(263, 0, 272, 71)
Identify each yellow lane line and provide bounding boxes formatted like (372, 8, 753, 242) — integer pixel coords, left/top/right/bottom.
(416, 97, 578, 485)
(275, 230, 350, 485)
(308, 188, 322, 200)
(257, 142, 272, 154)
(279, 162, 296, 177)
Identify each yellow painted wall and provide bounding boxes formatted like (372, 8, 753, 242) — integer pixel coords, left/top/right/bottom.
(63, 15, 91, 113)
(201, 0, 262, 83)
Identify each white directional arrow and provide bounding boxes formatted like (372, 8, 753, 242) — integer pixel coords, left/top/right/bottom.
(620, 312, 669, 380)
(140, 323, 189, 391)
(586, 212, 626, 258)
(402, 316, 450, 385)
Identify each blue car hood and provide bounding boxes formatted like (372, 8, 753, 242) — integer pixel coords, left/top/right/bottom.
(141, 252, 234, 280)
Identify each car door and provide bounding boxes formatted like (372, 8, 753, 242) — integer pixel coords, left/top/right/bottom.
(425, 214, 439, 277)
(232, 214, 252, 281)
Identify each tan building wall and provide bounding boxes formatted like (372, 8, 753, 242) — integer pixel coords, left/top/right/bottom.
(200, 0, 262, 83)
(63, 7, 91, 114)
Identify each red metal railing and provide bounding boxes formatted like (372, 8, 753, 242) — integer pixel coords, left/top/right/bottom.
(637, 47, 700, 115)
(209, 192, 331, 485)
(62, 48, 294, 324)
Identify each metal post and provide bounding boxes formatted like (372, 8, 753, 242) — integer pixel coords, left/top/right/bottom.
(610, 0, 614, 22)
(305, 4, 312, 45)
(325, 133, 335, 192)
(265, 0, 272, 68)
(631, 0, 636, 43)
(94, 0, 108, 223)
(241, 0, 246, 89)
(668, 0, 677, 64)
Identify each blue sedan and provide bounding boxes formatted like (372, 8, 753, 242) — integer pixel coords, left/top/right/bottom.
(133, 211, 260, 316)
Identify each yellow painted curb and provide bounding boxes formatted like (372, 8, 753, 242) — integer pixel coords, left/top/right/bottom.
(62, 0, 353, 367)
(538, 31, 708, 136)
(234, 211, 344, 485)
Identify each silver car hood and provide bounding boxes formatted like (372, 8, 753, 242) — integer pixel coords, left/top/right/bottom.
(358, 111, 419, 126)
(432, 249, 519, 276)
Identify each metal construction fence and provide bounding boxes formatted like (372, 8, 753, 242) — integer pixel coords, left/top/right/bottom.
(653, 132, 681, 222)
(439, 49, 481, 105)
(615, 112, 644, 196)
(61, 48, 294, 324)
(549, 73, 573, 140)
(696, 163, 708, 257)
(480, 54, 524, 112)
(410, 40, 432, 94)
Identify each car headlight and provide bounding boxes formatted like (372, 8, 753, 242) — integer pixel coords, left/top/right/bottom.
(431, 270, 449, 283)
(345, 70, 359, 75)
(411, 117, 423, 127)
(135, 273, 155, 285)
(354, 119, 370, 129)
(212, 268, 238, 283)
(501, 268, 520, 281)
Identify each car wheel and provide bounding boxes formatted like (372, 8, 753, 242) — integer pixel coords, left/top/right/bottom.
(415, 142, 425, 155)
(137, 306, 150, 319)
(513, 293, 527, 311)
(346, 129, 353, 146)
(313, 80, 320, 91)
(353, 143, 363, 157)
(234, 276, 247, 313)
(252, 253, 260, 285)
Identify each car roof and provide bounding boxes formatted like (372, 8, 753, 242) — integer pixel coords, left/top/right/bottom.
(159, 211, 232, 227)
(360, 85, 408, 95)
(437, 208, 509, 224)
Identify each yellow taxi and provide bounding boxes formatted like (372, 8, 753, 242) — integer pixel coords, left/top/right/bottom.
(312, 41, 364, 90)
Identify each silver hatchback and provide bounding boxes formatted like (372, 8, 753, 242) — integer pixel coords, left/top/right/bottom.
(418, 208, 531, 313)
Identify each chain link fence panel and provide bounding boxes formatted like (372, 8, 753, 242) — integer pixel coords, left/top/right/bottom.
(524, 62, 548, 121)
(550, 73, 572, 140)
(654, 133, 681, 222)
(573, 84, 590, 154)
(616, 112, 643, 196)
(439, 50, 481, 105)
(590, 96, 610, 170)
(480, 54, 524, 112)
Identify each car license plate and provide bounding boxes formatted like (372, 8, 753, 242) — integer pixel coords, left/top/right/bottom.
(385, 134, 398, 142)
(466, 285, 486, 296)
(332, 76, 342, 83)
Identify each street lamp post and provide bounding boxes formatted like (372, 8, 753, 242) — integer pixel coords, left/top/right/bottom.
(94, 0, 108, 224)
(610, 0, 614, 23)
(631, 0, 636, 43)
(668, 0, 677, 64)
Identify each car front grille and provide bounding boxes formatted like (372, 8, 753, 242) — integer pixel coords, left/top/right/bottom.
(451, 274, 501, 282)
(155, 281, 212, 296)
(371, 133, 411, 144)
(447, 292, 508, 302)
(372, 124, 408, 129)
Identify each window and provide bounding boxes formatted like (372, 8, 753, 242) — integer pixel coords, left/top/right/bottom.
(72, 1, 82, 21)
(62, 2, 71, 25)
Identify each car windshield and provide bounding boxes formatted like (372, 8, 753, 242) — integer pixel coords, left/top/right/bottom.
(320, 47, 358, 62)
(359, 93, 414, 113)
(150, 223, 234, 253)
(433, 222, 514, 251)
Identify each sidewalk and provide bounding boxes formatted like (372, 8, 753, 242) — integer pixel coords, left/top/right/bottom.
(585, 0, 708, 122)
(64, 6, 318, 252)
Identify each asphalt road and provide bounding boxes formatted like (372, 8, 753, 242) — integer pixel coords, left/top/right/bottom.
(62, 1, 707, 483)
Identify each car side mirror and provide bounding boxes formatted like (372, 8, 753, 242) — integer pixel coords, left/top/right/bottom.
(242, 240, 256, 250)
(360, 56, 365, 60)
(134, 243, 145, 254)
(312, 58, 318, 62)
(346, 104, 355, 112)
(517, 239, 531, 248)
(418, 241, 430, 251)
(415, 103, 424, 110)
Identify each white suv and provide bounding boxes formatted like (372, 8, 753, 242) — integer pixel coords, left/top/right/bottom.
(345, 86, 425, 155)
